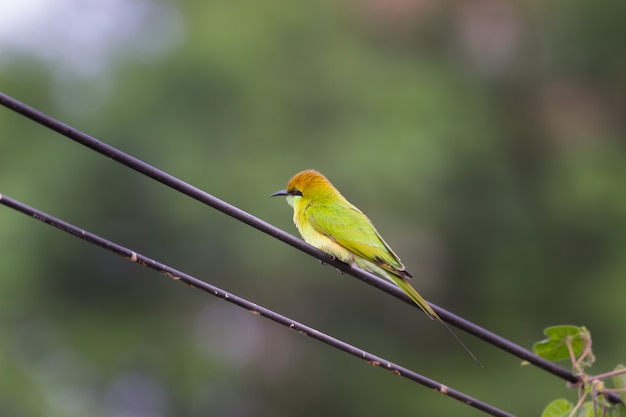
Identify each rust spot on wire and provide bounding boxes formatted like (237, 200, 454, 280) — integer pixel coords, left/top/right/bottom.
(164, 271, 181, 281)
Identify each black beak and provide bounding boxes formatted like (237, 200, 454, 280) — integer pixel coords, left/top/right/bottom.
(269, 189, 288, 198)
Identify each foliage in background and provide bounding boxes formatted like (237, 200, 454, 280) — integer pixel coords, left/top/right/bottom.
(1, 1, 626, 416)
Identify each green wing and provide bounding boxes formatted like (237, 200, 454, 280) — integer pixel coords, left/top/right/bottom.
(307, 202, 440, 321)
(306, 202, 405, 273)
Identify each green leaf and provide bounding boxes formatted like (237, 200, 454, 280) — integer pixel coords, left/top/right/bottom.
(612, 364, 626, 406)
(533, 325, 590, 362)
(542, 399, 574, 417)
(582, 401, 604, 417)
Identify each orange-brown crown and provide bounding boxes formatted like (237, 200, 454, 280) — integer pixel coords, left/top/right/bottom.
(286, 169, 338, 198)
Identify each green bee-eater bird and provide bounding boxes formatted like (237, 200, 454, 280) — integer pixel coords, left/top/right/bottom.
(270, 169, 437, 320)
(271, 169, 480, 363)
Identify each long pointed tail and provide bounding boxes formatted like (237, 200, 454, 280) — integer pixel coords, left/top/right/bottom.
(388, 275, 483, 366)
(388, 274, 439, 320)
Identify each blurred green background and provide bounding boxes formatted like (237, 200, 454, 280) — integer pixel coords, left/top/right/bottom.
(1, 1, 625, 416)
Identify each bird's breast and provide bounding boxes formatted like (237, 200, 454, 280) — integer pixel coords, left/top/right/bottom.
(293, 208, 354, 264)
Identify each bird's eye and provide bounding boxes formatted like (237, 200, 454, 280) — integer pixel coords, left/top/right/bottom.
(289, 189, 303, 197)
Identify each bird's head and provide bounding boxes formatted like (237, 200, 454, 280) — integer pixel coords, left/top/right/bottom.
(270, 169, 337, 208)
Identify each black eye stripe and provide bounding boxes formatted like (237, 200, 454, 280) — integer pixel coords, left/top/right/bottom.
(289, 189, 303, 197)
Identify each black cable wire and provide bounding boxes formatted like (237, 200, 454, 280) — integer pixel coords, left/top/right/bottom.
(1, 91, 620, 406)
(0, 193, 515, 417)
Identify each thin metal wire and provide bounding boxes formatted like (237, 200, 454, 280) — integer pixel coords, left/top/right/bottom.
(0, 193, 515, 417)
(1, 91, 621, 406)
